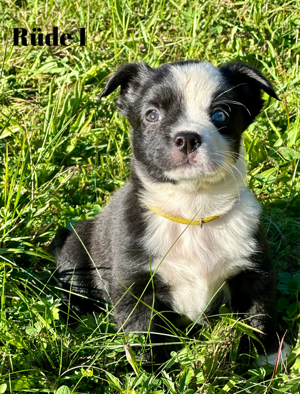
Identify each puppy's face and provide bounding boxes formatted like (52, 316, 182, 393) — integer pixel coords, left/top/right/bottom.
(100, 61, 277, 185)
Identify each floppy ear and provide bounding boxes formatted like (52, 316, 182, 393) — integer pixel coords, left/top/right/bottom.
(99, 62, 152, 120)
(219, 62, 279, 123)
(99, 62, 152, 99)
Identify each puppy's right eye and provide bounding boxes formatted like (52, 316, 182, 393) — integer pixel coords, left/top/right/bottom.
(145, 109, 161, 122)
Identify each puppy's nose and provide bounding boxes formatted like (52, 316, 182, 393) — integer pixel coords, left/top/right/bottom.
(174, 132, 201, 155)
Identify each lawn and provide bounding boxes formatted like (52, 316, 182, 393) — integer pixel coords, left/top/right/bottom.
(0, 0, 300, 392)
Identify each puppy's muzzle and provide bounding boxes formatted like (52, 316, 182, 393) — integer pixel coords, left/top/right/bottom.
(174, 132, 201, 156)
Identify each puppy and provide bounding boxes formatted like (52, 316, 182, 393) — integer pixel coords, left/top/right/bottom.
(52, 60, 290, 364)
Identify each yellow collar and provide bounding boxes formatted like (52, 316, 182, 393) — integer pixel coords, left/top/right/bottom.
(146, 205, 220, 227)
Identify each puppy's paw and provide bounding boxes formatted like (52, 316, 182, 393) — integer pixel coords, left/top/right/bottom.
(256, 341, 291, 366)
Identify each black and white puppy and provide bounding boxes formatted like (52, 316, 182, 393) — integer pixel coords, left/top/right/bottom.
(52, 60, 290, 364)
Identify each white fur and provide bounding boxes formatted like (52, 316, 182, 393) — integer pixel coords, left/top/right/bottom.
(171, 62, 222, 116)
(257, 342, 291, 366)
(137, 154, 261, 321)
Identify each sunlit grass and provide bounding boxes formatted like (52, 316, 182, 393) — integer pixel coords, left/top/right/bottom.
(0, 0, 300, 392)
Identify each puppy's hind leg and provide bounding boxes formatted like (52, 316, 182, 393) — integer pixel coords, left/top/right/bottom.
(51, 221, 107, 317)
(229, 269, 291, 365)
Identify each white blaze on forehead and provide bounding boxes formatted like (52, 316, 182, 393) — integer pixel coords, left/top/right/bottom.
(170, 62, 223, 117)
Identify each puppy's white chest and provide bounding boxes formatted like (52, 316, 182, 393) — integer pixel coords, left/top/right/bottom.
(142, 190, 260, 321)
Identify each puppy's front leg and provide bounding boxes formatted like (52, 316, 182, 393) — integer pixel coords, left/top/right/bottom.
(111, 274, 172, 363)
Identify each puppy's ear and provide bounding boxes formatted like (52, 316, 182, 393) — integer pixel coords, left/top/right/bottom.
(219, 62, 279, 123)
(99, 62, 152, 120)
(99, 62, 152, 99)
(220, 62, 278, 99)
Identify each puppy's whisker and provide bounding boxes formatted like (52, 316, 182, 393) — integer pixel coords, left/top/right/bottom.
(213, 159, 245, 194)
(218, 150, 245, 160)
(214, 126, 228, 133)
(212, 154, 243, 186)
(215, 101, 232, 112)
(214, 99, 252, 116)
(214, 151, 246, 182)
(213, 83, 248, 100)
(210, 158, 241, 198)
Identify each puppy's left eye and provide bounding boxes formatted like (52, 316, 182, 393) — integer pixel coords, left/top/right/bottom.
(211, 110, 229, 125)
(145, 109, 161, 123)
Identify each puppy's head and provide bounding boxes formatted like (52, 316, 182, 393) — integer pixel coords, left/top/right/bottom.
(99, 61, 277, 185)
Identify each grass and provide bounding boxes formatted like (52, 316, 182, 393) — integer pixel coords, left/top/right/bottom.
(0, 0, 300, 392)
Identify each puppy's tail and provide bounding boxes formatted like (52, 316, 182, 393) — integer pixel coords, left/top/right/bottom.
(50, 227, 71, 259)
